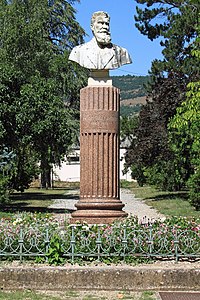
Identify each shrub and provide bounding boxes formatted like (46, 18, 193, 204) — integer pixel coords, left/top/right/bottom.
(187, 167, 200, 210)
(0, 175, 9, 203)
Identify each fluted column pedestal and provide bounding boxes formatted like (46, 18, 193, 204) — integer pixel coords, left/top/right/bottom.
(71, 72, 128, 224)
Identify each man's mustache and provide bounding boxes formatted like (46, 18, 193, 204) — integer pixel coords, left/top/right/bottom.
(97, 30, 110, 34)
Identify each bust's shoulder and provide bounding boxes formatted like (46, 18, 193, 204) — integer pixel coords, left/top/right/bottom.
(72, 38, 96, 52)
(113, 44, 129, 53)
(69, 38, 98, 65)
(112, 44, 132, 65)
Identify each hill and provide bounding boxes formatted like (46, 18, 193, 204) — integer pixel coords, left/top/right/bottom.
(120, 96, 147, 106)
(112, 75, 150, 116)
(112, 75, 149, 100)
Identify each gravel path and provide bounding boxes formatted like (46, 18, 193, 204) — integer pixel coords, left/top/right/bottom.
(48, 188, 165, 222)
(120, 188, 165, 222)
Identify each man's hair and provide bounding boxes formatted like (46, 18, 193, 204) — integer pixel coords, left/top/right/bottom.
(91, 11, 110, 27)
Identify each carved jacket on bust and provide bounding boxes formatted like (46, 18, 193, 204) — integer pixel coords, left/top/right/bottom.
(69, 37, 132, 70)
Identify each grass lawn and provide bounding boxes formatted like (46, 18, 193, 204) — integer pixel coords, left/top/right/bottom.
(0, 290, 157, 300)
(0, 180, 199, 219)
(123, 181, 200, 218)
(0, 182, 79, 218)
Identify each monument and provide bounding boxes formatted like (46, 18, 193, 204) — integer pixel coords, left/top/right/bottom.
(69, 11, 132, 223)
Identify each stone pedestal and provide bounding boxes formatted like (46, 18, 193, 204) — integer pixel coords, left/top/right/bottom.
(71, 71, 127, 224)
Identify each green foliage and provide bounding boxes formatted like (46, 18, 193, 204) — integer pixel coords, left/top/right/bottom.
(130, 163, 146, 187)
(0, 0, 87, 190)
(187, 168, 200, 210)
(168, 24, 200, 209)
(0, 175, 9, 203)
(47, 234, 65, 265)
(0, 147, 16, 202)
(169, 80, 200, 165)
(135, 0, 198, 77)
(144, 159, 189, 191)
(125, 0, 199, 204)
(120, 115, 138, 143)
(10, 146, 40, 192)
(125, 76, 189, 190)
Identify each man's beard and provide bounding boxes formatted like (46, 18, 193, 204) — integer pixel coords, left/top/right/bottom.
(95, 32, 111, 46)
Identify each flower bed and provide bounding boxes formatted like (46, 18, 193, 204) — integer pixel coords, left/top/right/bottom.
(0, 212, 199, 265)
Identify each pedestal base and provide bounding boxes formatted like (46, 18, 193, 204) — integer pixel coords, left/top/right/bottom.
(70, 198, 128, 224)
(70, 215, 127, 225)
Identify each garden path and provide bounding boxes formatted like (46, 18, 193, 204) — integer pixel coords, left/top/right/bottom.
(48, 188, 165, 222)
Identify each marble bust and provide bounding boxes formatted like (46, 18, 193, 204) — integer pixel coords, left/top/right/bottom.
(69, 11, 132, 70)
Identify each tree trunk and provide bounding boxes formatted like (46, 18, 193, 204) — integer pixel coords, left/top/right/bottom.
(40, 155, 52, 189)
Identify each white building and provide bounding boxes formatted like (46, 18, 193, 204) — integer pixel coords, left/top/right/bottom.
(53, 148, 132, 182)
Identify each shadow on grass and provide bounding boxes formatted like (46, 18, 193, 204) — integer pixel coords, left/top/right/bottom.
(145, 191, 188, 201)
(9, 192, 79, 201)
(0, 205, 76, 214)
(0, 204, 76, 214)
(0, 190, 79, 215)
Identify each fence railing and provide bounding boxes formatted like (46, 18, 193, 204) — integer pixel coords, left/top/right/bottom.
(0, 224, 199, 263)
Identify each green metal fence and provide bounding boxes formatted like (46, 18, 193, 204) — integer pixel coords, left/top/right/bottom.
(0, 224, 199, 263)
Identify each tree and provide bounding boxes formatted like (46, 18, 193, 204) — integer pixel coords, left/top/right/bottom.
(169, 17, 200, 208)
(0, 0, 87, 191)
(125, 0, 199, 192)
(0, 147, 16, 202)
(120, 115, 138, 144)
(135, 0, 198, 78)
(125, 76, 192, 190)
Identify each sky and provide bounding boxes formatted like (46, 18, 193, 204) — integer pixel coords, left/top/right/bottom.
(73, 0, 164, 76)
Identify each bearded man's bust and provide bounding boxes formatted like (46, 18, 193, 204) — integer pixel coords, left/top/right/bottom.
(69, 11, 132, 70)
